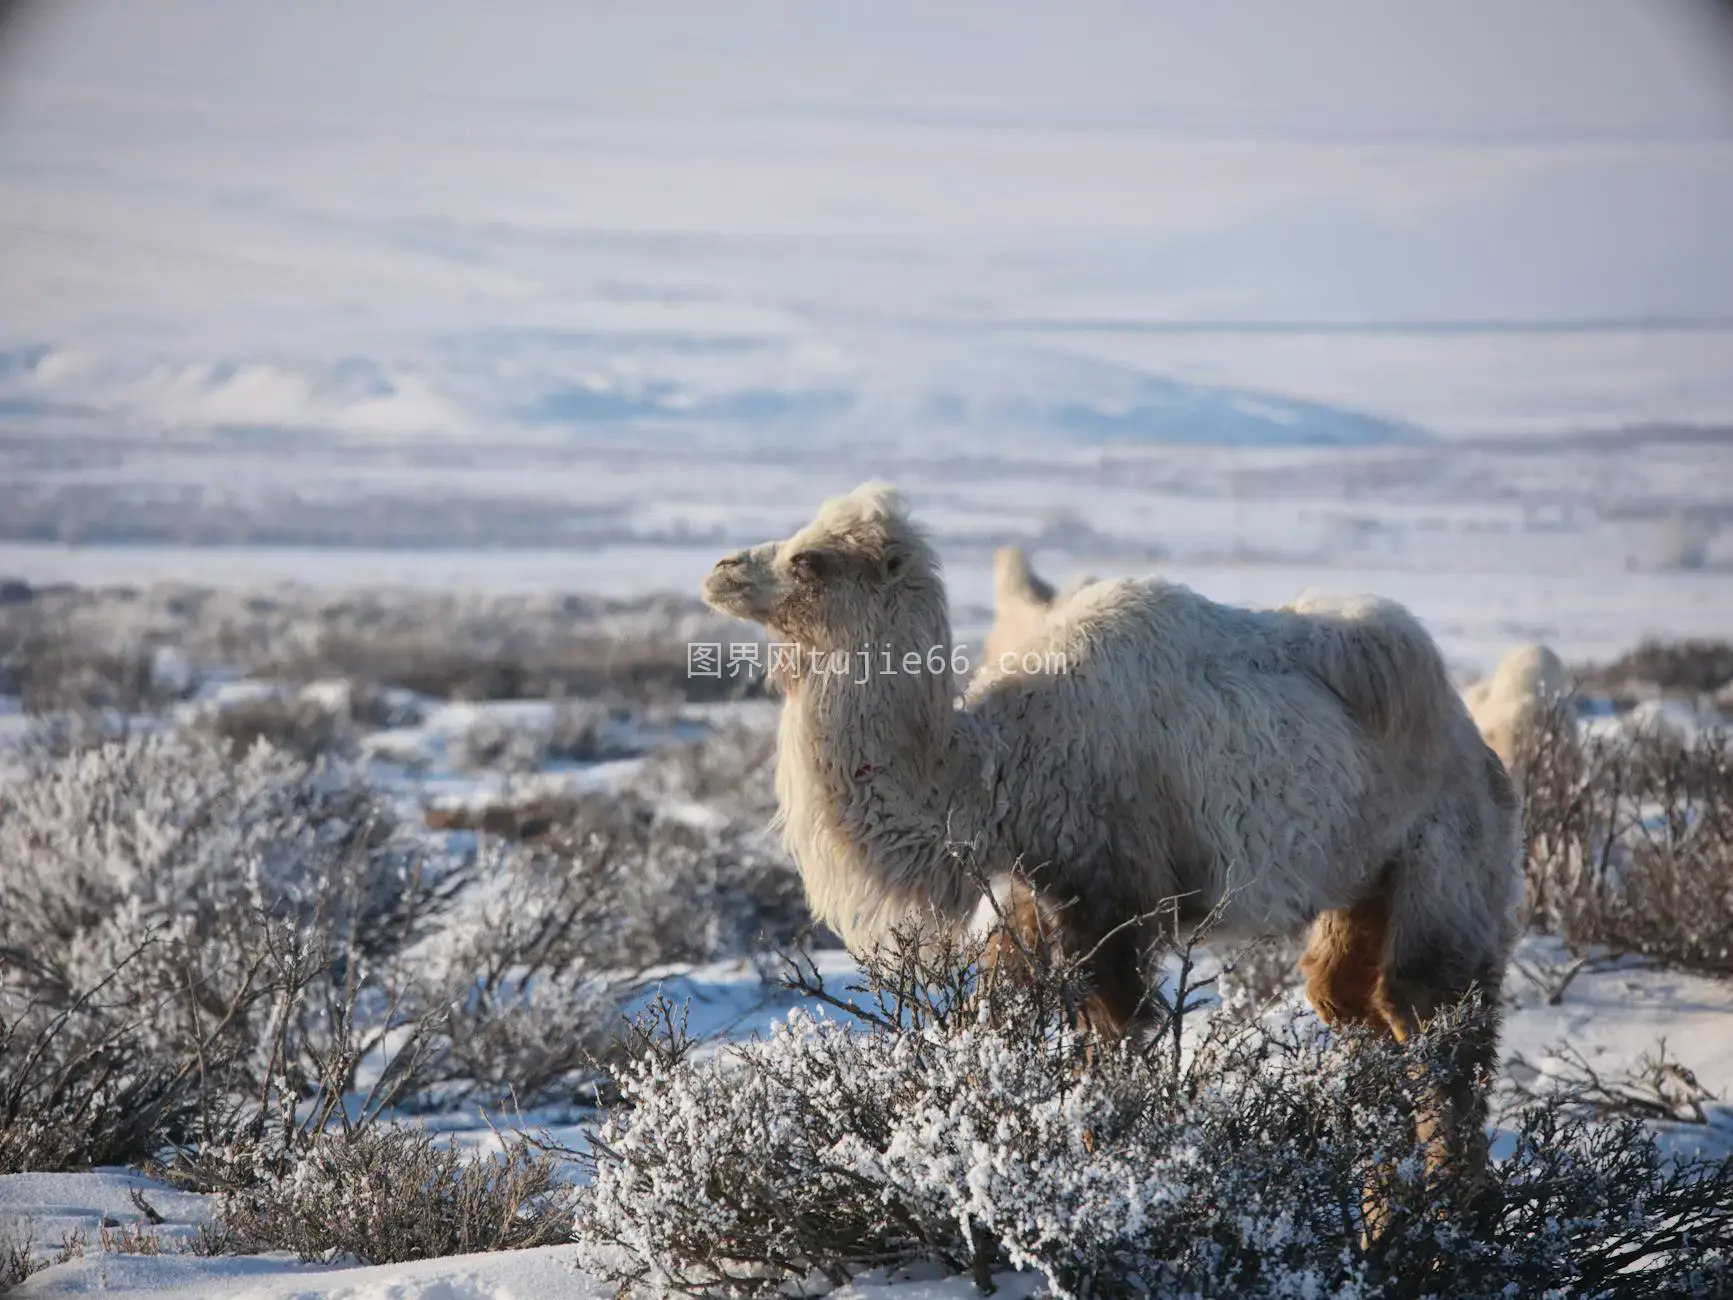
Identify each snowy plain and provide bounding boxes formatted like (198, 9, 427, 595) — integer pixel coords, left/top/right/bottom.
(3, 0, 1733, 676)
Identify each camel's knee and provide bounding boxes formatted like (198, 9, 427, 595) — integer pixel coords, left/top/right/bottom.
(977, 879, 1147, 1037)
(1372, 938, 1504, 1045)
(1374, 792, 1515, 1047)
(1300, 887, 1389, 1030)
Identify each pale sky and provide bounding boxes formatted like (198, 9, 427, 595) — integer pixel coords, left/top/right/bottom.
(9, 1, 1733, 134)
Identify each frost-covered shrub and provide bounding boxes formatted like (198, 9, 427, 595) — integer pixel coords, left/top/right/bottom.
(266, 622, 757, 705)
(594, 809, 806, 967)
(447, 703, 646, 776)
(1214, 932, 1306, 1020)
(631, 719, 779, 825)
(1518, 701, 1733, 973)
(447, 712, 552, 775)
(1580, 637, 1733, 702)
(0, 735, 469, 1166)
(575, 939, 1407, 1299)
(0, 968, 196, 1174)
(1, 735, 461, 989)
(417, 836, 632, 1108)
(621, 724, 812, 952)
(576, 937, 1733, 1299)
(418, 784, 806, 1109)
(437, 780, 805, 967)
(195, 1126, 576, 1265)
(0, 606, 170, 715)
(3, 582, 760, 712)
(192, 694, 356, 762)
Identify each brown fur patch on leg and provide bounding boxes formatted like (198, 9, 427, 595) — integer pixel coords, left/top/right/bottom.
(979, 878, 1147, 1037)
(977, 876, 1068, 1021)
(1300, 885, 1391, 1030)
(979, 876, 1048, 987)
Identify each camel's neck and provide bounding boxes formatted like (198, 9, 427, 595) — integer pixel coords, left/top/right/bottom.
(773, 589, 992, 948)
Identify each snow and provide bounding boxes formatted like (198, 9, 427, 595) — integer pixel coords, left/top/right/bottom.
(5, 935, 1729, 1297)
(7, 1228, 596, 1299)
(6, 1238, 1035, 1300)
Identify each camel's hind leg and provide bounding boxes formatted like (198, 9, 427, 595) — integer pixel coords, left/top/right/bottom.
(1306, 872, 1502, 1186)
(1374, 756, 1521, 1201)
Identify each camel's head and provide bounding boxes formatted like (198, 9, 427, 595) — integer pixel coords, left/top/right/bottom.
(702, 482, 938, 648)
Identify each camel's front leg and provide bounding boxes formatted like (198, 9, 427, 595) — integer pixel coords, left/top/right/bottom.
(1372, 957, 1502, 1196)
(979, 878, 1148, 1038)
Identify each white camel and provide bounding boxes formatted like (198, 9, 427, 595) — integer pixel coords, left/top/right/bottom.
(703, 483, 1522, 1181)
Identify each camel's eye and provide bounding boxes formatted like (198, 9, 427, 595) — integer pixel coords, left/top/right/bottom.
(790, 550, 830, 580)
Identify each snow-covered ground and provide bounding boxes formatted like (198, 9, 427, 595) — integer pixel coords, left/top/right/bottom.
(3, 937, 1730, 1297)
(3, 650, 1732, 1294)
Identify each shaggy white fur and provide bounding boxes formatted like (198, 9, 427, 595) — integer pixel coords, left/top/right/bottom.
(1464, 642, 1572, 769)
(703, 483, 1520, 971)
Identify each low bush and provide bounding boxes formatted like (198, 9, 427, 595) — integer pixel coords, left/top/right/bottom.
(0, 735, 470, 1171)
(266, 629, 761, 706)
(0, 608, 171, 715)
(1579, 638, 1733, 701)
(1516, 701, 1733, 973)
(0, 718, 810, 1165)
(575, 930, 1733, 1299)
(0, 1220, 85, 1294)
(421, 777, 809, 1111)
(0, 962, 198, 1175)
(187, 1127, 576, 1266)
(447, 702, 645, 777)
(1, 583, 762, 714)
(418, 833, 634, 1108)
(0, 1221, 33, 1293)
(193, 694, 356, 762)
(631, 719, 779, 824)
